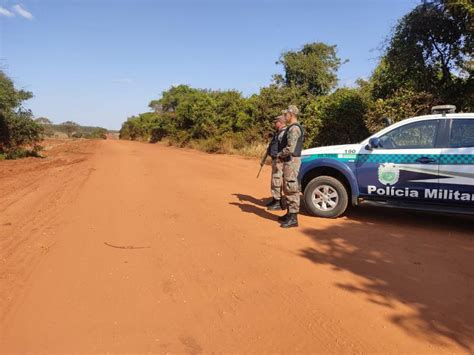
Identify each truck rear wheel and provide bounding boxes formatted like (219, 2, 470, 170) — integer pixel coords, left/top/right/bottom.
(304, 176, 349, 218)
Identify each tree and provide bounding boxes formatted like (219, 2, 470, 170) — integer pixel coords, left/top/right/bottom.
(175, 91, 218, 139)
(148, 100, 163, 113)
(248, 84, 307, 136)
(211, 90, 249, 133)
(35, 117, 53, 125)
(364, 88, 437, 133)
(3, 111, 44, 148)
(373, 0, 473, 110)
(35, 117, 55, 137)
(0, 71, 42, 152)
(61, 121, 80, 138)
(155, 85, 198, 112)
(303, 88, 370, 147)
(85, 128, 107, 139)
(276, 42, 345, 96)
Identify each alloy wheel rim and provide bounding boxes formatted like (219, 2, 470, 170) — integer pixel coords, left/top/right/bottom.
(312, 185, 339, 211)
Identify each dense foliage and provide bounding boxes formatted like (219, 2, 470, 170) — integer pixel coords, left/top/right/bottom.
(0, 71, 43, 158)
(119, 0, 471, 153)
(275, 43, 343, 96)
(371, 0, 473, 111)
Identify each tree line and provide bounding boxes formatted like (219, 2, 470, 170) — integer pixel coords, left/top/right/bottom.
(119, 0, 473, 153)
(0, 73, 108, 159)
(36, 118, 108, 139)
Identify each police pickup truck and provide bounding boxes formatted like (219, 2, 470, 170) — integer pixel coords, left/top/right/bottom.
(299, 106, 474, 218)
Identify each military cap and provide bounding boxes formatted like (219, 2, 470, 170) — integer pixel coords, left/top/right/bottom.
(282, 105, 299, 116)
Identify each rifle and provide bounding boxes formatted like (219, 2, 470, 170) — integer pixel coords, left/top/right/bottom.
(257, 131, 278, 178)
(256, 151, 268, 178)
(257, 139, 272, 178)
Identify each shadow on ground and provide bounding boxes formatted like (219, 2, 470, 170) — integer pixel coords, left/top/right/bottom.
(300, 206, 474, 351)
(229, 194, 280, 222)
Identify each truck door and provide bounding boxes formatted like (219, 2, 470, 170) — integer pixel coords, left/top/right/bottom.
(356, 119, 441, 202)
(439, 118, 474, 207)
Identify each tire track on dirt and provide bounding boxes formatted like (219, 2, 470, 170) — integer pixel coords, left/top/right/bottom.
(0, 140, 472, 353)
(0, 140, 99, 322)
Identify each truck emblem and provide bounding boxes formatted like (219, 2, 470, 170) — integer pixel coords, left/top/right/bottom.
(378, 163, 400, 185)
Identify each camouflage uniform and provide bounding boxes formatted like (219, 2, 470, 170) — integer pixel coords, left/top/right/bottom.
(271, 154, 284, 200)
(270, 127, 286, 200)
(279, 125, 303, 213)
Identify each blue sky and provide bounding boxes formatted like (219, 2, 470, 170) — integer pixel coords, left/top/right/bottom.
(0, 0, 418, 130)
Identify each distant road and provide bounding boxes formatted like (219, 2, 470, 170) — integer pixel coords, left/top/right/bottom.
(0, 140, 472, 353)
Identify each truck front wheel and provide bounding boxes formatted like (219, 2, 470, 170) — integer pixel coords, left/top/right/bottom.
(303, 176, 349, 218)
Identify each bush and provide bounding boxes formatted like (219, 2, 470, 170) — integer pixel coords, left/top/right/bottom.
(0, 113, 43, 152)
(0, 71, 43, 157)
(84, 128, 107, 139)
(364, 88, 437, 133)
(1, 110, 43, 146)
(119, 8, 472, 154)
(189, 137, 223, 153)
(4, 145, 43, 160)
(304, 88, 370, 147)
(150, 126, 167, 143)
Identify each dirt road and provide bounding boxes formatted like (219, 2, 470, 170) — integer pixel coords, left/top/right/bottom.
(0, 140, 472, 353)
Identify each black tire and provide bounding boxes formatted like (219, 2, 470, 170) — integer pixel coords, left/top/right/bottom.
(304, 176, 349, 218)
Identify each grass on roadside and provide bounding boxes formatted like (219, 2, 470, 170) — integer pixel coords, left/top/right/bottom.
(0, 146, 44, 160)
(165, 135, 267, 160)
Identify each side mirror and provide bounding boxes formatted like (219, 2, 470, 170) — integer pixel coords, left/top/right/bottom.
(366, 137, 381, 150)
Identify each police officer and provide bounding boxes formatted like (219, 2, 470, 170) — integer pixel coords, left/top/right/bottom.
(277, 105, 304, 228)
(266, 116, 287, 210)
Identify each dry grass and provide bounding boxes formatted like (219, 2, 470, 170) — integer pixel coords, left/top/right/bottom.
(236, 142, 268, 159)
(163, 137, 267, 160)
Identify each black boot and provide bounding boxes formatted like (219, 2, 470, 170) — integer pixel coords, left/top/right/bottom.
(278, 210, 290, 222)
(280, 213, 298, 228)
(267, 199, 283, 211)
(266, 198, 278, 207)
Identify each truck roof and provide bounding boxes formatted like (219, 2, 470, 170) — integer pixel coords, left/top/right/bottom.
(403, 113, 473, 121)
(362, 113, 473, 144)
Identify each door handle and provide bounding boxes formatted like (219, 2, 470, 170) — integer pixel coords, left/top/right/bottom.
(416, 157, 437, 164)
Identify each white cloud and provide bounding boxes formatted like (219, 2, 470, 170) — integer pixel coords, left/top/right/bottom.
(13, 4, 33, 19)
(0, 6, 15, 17)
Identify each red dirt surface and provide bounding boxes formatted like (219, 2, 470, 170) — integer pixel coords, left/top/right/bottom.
(0, 140, 473, 353)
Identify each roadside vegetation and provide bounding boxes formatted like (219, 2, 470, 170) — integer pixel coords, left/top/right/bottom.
(35, 118, 109, 140)
(0, 73, 109, 160)
(0, 71, 43, 159)
(120, 0, 473, 156)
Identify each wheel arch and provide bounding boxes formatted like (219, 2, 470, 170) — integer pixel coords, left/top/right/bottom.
(300, 159, 359, 206)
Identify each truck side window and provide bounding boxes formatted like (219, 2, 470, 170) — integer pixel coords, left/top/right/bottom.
(450, 119, 474, 148)
(378, 120, 439, 149)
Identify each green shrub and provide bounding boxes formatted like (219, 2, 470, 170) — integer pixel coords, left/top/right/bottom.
(150, 126, 167, 143)
(4, 145, 43, 160)
(84, 128, 107, 139)
(364, 88, 436, 133)
(0, 71, 43, 157)
(0, 112, 43, 149)
(303, 88, 370, 147)
(119, 6, 473, 153)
